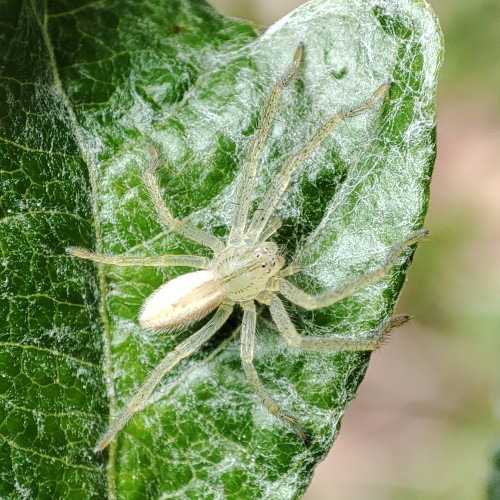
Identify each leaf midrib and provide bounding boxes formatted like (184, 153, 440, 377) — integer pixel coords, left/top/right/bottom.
(34, 0, 118, 494)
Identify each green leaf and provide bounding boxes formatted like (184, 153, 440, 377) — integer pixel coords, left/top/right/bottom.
(0, 0, 443, 497)
(488, 446, 500, 500)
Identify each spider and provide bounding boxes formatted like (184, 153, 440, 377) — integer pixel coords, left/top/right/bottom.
(68, 43, 427, 452)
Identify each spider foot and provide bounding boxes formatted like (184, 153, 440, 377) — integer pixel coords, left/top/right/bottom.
(279, 410, 310, 444)
(372, 314, 412, 349)
(386, 314, 411, 330)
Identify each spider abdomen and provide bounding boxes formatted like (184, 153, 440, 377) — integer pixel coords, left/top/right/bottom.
(139, 270, 224, 331)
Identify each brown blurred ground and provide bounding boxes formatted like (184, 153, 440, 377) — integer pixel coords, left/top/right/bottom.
(209, 1, 500, 498)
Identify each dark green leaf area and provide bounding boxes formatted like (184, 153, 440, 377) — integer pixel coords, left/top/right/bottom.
(49, 0, 257, 160)
(489, 446, 500, 500)
(374, 7, 436, 148)
(278, 156, 348, 257)
(0, 213, 106, 497)
(1, 0, 110, 496)
(1, 215, 99, 360)
(155, 131, 240, 222)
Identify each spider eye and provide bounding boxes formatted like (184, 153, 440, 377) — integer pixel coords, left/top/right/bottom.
(255, 251, 262, 259)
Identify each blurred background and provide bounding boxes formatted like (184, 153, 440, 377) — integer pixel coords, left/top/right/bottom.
(208, 1, 500, 498)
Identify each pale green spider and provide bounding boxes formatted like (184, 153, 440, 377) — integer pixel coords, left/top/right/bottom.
(68, 44, 427, 451)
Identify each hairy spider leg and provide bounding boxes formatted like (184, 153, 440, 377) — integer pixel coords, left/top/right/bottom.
(144, 144, 224, 252)
(94, 303, 233, 452)
(228, 43, 304, 245)
(270, 295, 409, 351)
(246, 81, 391, 244)
(67, 247, 209, 269)
(277, 230, 428, 310)
(240, 302, 307, 441)
(251, 231, 426, 436)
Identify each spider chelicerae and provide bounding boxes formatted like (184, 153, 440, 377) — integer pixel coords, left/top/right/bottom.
(68, 43, 427, 451)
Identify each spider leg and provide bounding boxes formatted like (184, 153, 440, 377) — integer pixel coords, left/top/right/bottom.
(258, 217, 282, 242)
(228, 44, 303, 245)
(277, 265, 302, 278)
(270, 294, 409, 351)
(94, 302, 233, 452)
(67, 247, 209, 269)
(144, 145, 223, 252)
(278, 230, 427, 310)
(246, 81, 391, 242)
(240, 301, 308, 442)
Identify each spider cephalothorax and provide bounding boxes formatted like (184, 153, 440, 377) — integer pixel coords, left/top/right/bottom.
(68, 43, 427, 451)
(213, 242, 285, 300)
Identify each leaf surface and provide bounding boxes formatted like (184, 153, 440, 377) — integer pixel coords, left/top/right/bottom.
(0, 0, 443, 497)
